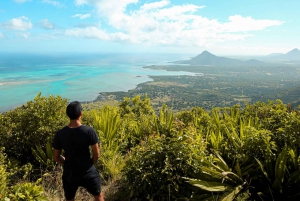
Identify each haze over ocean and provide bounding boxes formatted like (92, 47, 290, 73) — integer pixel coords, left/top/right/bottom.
(0, 53, 196, 112)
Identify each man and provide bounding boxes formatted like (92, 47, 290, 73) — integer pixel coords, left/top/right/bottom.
(52, 101, 104, 201)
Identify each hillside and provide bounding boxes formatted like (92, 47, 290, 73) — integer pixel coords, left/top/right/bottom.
(2, 93, 300, 201)
(173, 51, 267, 66)
(269, 48, 300, 61)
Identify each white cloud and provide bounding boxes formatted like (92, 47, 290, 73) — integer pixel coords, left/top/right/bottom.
(221, 15, 283, 32)
(41, 0, 65, 8)
(1, 16, 33, 31)
(75, 0, 88, 6)
(37, 19, 55, 29)
(15, 32, 31, 38)
(14, 0, 32, 3)
(70, 0, 284, 47)
(140, 0, 170, 11)
(72, 14, 91, 20)
(75, 0, 139, 15)
(65, 27, 110, 40)
(0, 32, 4, 38)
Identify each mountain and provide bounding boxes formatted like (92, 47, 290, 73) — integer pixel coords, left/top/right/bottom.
(173, 51, 266, 66)
(266, 53, 284, 57)
(270, 48, 300, 61)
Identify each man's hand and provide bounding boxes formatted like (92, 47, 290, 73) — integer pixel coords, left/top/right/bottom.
(53, 149, 65, 165)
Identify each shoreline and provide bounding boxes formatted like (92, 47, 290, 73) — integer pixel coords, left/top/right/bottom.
(0, 67, 197, 112)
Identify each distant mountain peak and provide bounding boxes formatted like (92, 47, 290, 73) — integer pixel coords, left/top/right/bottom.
(269, 48, 300, 61)
(200, 50, 213, 55)
(288, 48, 299, 53)
(173, 51, 266, 66)
(286, 48, 300, 57)
(189, 51, 216, 62)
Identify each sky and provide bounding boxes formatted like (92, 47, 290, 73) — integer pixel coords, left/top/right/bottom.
(0, 0, 299, 55)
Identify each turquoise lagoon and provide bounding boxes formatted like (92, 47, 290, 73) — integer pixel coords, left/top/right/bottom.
(0, 53, 196, 111)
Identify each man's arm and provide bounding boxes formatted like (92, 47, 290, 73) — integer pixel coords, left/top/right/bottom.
(53, 149, 65, 165)
(91, 143, 100, 164)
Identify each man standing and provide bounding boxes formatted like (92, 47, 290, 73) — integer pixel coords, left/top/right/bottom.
(52, 101, 104, 201)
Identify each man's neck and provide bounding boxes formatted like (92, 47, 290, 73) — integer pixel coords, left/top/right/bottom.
(68, 119, 82, 128)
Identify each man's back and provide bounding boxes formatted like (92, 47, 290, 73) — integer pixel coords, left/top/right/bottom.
(53, 125, 99, 182)
(53, 101, 104, 201)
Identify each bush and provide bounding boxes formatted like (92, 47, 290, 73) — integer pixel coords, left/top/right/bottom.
(8, 182, 47, 201)
(0, 93, 68, 164)
(0, 148, 9, 200)
(122, 120, 206, 200)
(118, 95, 157, 151)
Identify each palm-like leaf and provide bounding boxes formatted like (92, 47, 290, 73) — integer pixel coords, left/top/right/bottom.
(187, 178, 232, 192)
(93, 106, 121, 150)
(32, 141, 54, 168)
(185, 152, 246, 201)
(156, 104, 173, 136)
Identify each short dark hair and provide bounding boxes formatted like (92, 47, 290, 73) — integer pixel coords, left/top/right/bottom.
(66, 101, 82, 120)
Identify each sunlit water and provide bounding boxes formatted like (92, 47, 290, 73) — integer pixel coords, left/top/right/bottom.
(0, 53, 197, 111)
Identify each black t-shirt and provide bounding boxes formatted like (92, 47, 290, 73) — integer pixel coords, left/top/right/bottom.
(52, 125, 99, 182)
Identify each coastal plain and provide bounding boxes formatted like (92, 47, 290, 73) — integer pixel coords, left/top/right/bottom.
(93, 63, 300, 111)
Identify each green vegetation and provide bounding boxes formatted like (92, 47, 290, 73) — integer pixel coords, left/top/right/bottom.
(1, 93, 300, 200)
(96, 64, 300, 112)
(0, 92, 68, 164)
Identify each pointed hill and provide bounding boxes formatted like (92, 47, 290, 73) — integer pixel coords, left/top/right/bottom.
(270, 48, 300, 61)
(188, 51, 239, 66)
(173, 51, 266, 66)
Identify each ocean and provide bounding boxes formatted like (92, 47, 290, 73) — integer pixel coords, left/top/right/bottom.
(0, 53, 195, 112)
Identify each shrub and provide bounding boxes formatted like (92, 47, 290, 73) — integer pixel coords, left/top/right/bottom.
(118, 95, 157, 151)
(0, 93, 68, 164)
(8, 182, 47, 201)
(122, 120, 206, 200)
(0, 148, 9, 200)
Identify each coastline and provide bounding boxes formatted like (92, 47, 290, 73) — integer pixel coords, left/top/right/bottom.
(0, 53, 198, 112)
(0, 64, 196, 112)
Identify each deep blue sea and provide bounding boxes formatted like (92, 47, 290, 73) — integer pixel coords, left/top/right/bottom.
(0, 53, 196, 112)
